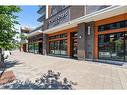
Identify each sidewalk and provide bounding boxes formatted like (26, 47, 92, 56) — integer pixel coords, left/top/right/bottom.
(2, 50, 127, 89)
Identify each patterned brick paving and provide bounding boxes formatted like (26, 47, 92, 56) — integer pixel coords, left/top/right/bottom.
(4, 50, 127, 89)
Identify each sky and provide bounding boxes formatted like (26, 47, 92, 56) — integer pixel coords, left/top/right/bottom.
(14, 5, 40, 41)
(17, 5, 40, 29)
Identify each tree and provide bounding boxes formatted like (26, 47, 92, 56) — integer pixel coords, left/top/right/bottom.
(20, 33, 28, 40)
(0, 6, 21, 50)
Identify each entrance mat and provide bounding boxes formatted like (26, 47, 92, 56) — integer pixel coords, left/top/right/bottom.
(0, 71, 16, 85)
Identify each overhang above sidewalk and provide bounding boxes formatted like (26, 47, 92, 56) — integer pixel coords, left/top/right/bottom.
(28, 30, 42, 37)
(43, 5, 127, 34)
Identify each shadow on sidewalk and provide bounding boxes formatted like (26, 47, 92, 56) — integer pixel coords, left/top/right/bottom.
(0, 60, 23, 79)
(4, 60, 24, 69)
(0, 60, 22, 85)
(0, 70, 77, 90)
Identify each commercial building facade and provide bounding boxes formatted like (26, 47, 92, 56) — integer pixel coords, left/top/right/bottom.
(25, 5, 127, 64)
(26, 6, 47, 54)
(95, 13, 127, 62)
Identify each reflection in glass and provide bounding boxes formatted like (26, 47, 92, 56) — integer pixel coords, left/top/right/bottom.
(98, 32, 124, 61)
(49, 40, 67, 55)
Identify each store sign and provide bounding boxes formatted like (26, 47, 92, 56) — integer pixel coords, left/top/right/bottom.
(48, 9, 69, 28)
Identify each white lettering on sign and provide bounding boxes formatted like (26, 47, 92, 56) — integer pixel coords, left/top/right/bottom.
(48, 10, 69, 28)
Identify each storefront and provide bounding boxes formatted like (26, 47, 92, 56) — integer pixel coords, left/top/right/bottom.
(94, 13, 127, 62)
(28, 41, 43, 54)
(41, 6, 127, 63)
(49, 33, 67, 55)
(48, 27, 78, 58)
(28, 33, 43, 54)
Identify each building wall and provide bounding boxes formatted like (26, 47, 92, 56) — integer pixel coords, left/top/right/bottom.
(77, 22, 95, 60)
(86, 5, 110, 15)
(48, 6, 68, 17)
(28, 33, 43, 42)
(44, 6, 85, 30)
(84, 22, 95, 60)
(48, 6, 52, 17)
(43, 34, 49, 55)
(42, 5, 112, 58)
(47, 7, 70, 29)
(77, 23, 86, 60)
(94, 13, 127, 59)
(69, 6, 85, 20)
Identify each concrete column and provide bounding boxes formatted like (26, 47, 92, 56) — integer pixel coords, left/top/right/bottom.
(77, 21, 95, 60)
(77, 23, 86, 60)
(84, 21, 95, 60)
(43, 34, 49, 55)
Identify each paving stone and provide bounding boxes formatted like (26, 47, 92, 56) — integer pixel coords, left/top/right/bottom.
(3, 50, 127, 89)
(117, 68, 127, 89)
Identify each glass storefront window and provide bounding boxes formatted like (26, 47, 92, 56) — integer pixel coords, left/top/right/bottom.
(120, 21, 125, 28)
(98, 25, 105, 31)
(49, 42, 54, 54)
(60, 33, 67, 38)
(60, 40, 67, 55)
(105, 24, 110, 30)
(98, 32, 125, 61)
(34, 43, 39, 54)
(28, 42, 40, 54)
(125, 20, 127, 27)
(49, 40, 67, 55)
(125, 32, 127, 61)
(49, 33, 67, 55)
(49, 33, 67, 40)
(98, 20, 127, 32)
(110, 23, 116, 29)
(54, 41, 60, 54)
(28, 43, 35, 53)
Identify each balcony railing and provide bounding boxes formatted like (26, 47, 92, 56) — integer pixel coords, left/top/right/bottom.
(37, 14, 46, 22)
(37, 6, 46, 14)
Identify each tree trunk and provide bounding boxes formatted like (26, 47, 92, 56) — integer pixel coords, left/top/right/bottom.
(0, 48, 5, 68)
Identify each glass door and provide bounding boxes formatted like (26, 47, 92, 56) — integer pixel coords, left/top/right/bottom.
(125, 32, 127, 61)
